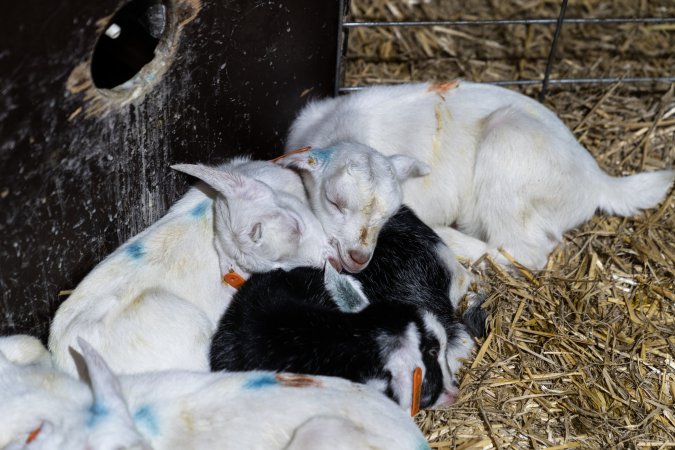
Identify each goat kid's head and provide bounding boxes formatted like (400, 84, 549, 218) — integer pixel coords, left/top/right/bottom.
(374, 311, 473, 411)
(0, 339, 150, 450)
(276, 143, 430, 273)
(172, 164, 339, 273)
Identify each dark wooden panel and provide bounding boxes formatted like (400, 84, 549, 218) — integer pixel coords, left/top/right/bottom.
(0, 0, 340, 340)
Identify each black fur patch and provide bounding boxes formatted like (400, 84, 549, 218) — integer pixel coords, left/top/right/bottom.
(462, 301, 489, 339)
(353, 206, 457, 322)
(210, 267, 433, 397)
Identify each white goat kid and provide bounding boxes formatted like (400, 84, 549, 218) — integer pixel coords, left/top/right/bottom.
(49, 158, 338, 376)
(0, 337, 430, 450)
(276, 143, 431, 272)
(286, 81, 675, 270)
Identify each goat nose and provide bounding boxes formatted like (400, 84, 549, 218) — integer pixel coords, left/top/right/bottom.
(435, 388, 458, 407)
(348, 249, 370, 265)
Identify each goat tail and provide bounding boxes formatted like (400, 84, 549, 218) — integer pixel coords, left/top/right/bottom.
(597, 169, 674, 216)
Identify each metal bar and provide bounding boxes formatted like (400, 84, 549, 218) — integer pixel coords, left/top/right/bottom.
(337, 10, 675, 95)
(338, 76, 675, 93)
(539, 0, 569, 101)
(543, 76, 675, 85)
(333, 0, 347, 97)
(342, 17, 675, 28)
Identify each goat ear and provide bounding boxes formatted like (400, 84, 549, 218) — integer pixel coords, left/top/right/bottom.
(249, 222, 263, 242)
(77, 338, 134, 424)
(388, 155, 431, 181)
(172, 164, 273, 201)
(275, 147, 334, 173)
(323, 264, 369, 312)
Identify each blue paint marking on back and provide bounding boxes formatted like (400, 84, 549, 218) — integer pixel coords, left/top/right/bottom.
(133, 405, 160, 436)
(86, 401, 109, 427)
(190, 200, 211, 218)
(126, 241, 145, 259)
(244, 374, 278, 390)
(310, 147, 336, 164)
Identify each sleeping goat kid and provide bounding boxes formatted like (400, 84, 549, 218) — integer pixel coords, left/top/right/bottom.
(49, 158, 338, 376)
(277, 142, 431, 273)
(211, 206, 484, 411)
(0, 336, 430, 450)
(284, 82, 675, 270)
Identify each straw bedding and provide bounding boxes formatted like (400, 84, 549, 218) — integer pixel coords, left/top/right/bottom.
(346, 1, 674, 448)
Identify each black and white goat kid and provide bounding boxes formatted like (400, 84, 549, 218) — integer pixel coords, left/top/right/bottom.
(210, 206, 486, 411)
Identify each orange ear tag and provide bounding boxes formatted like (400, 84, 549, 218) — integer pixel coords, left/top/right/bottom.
(411, 366, 423, 416)
(223, 271, 246, 290)
(269, 146, 312, 162)
(26, 424, 42, 443)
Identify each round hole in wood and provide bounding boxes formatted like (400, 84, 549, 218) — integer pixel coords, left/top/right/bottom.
(91, 0, 170, 89)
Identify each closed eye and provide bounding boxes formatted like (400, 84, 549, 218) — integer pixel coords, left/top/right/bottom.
(326, 194, 345, 214)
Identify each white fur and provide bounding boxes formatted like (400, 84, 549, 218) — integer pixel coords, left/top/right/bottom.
(285, 416, 400, 450)
(323, 264, 370, 312)
(287, 82, 675, 269)
(380, 322, 423, 412)
(0, 338, 429, 450)
(276, 143, 430, 273)
(444, 326, 474, 380)
(49, 158, 339, 376)
(433, 242, 473, 308)
(0, 335, 53, 369)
